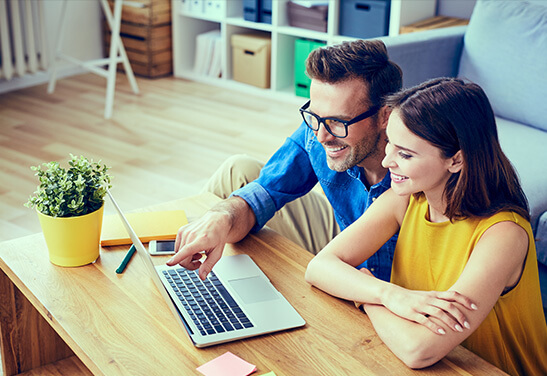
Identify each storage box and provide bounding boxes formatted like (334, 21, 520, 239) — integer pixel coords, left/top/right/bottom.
(204, 0, 225, 18)
(340, 0, 390, 39)
(103, 0, 172, 78)
(294, 38, 325, 98)
(188, 0, 203, 14)
(399, 16, 469, 34)
(112, 0, 171, 26)
(287, 1, 329, 33)
(261, 0, 273, 24)
(243, 0, 272, 23)
(243, 0, 260, 22)
(231, 34, 271, 88)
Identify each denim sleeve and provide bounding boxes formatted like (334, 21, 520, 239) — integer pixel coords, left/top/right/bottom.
(232, 124, 319, 232)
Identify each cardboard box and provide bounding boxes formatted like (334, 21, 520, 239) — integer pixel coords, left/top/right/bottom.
(231, 33, 271, 89)
(400, 16, 469, 34)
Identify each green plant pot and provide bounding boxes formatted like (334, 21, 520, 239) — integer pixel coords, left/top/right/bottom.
(37, 205, 104, 267)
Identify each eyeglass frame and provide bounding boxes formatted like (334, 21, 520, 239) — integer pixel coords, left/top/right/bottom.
(299, 100, 381, 139)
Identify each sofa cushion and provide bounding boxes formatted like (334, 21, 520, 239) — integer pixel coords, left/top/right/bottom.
(496, 116, 547, 233)
(458, 0, 547, 132)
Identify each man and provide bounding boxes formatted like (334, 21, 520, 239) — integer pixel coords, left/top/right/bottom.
(168, 39, 403, 282)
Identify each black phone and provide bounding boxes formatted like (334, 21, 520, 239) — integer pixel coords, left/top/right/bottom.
(148, 240, 176, 256)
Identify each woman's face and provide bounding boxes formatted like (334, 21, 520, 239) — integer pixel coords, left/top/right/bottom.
(382, 110, 456, 200)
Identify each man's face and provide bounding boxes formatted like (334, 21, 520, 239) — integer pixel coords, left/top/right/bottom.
(309, 79, 384, 172)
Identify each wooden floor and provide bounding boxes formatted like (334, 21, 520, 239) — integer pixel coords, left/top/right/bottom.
(0, 73, 302, 243)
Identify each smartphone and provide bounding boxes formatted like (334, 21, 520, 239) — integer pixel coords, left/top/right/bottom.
(149, 240, 176, 256)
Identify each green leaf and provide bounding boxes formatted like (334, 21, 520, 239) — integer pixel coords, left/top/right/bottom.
(25, 154, 113, 217)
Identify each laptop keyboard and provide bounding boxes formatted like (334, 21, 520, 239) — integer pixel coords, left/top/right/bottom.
(163, 268, 254, 336)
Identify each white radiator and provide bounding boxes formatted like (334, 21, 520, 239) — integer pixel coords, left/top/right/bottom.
(0, 0, 48, 81)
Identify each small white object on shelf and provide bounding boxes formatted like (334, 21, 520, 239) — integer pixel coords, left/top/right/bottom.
(194, 30, 221, 77)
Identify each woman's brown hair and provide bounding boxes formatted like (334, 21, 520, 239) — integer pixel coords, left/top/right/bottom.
(385, 77, 529, 221)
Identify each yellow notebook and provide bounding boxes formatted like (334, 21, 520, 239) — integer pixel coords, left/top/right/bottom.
(100, 210, 188, 246)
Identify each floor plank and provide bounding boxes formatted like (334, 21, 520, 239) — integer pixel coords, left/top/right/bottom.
(0, 73, 302, 243)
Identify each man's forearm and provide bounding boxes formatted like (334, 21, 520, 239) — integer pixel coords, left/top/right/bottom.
(209, 196, 256, 243)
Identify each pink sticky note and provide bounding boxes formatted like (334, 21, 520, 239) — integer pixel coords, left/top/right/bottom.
(197, 351, 257, 376)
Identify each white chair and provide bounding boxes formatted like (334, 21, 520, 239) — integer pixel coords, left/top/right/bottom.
(47, 0, 139, 119)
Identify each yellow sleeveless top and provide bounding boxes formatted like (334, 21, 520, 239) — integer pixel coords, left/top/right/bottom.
(391, 195, 547, 376)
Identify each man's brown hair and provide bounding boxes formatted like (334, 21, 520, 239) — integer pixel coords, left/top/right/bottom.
(306, 39, 403, 107)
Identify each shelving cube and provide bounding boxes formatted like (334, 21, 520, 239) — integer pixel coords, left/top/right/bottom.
(171, 0, 437, 101)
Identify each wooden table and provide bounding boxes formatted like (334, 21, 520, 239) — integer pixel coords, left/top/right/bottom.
(0, 193, 507, 375)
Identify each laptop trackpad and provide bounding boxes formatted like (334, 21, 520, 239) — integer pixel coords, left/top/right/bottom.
(229, 276, 280, 304)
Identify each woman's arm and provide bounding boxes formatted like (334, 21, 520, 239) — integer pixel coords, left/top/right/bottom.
(363, 220, 529, 369)
(305, 189, 406, 303)
(306, 190, 473, 329)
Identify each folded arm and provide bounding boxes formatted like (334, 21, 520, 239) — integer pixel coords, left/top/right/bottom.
(306, 189, 528, 368)
(306, 190, 474, 331)
(362, 221, 529, 368)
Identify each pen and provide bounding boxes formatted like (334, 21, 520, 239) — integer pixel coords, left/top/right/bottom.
(116, 244, 136, 274)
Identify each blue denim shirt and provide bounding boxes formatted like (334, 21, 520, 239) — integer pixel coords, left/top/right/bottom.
(233, 123, 397, 282)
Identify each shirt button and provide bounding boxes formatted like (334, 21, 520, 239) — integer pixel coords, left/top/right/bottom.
(372, 197, 376, 202)
(370, 268, 375, 272)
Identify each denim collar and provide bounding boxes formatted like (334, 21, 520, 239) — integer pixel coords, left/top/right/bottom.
(346, 166, 391, 191)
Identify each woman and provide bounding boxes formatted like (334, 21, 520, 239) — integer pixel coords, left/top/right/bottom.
(305, 78, 547, 376)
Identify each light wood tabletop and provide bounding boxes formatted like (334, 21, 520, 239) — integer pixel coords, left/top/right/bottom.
(0, 192, 507, 376)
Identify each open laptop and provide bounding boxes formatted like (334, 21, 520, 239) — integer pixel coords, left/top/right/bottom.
(106, 190, 305, 347)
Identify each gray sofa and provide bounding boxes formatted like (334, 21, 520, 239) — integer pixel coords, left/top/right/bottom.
(380, 0, 547, 316)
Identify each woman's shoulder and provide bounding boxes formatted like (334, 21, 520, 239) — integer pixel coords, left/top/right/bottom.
(473, 211, 533, 252)
(374, 189, 411, 225)
(477, 211, 531, 232)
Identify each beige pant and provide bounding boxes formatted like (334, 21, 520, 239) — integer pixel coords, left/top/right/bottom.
(201, 155, 340, 254)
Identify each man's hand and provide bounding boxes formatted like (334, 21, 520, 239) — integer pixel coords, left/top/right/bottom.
(167, 210, 230, 280)
(166, 197, 256, 280)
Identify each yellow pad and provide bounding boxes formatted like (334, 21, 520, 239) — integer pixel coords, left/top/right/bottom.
(101, 210, 188, 246)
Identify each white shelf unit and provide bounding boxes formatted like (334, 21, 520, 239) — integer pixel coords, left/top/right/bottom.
(172, 0, 436, 101)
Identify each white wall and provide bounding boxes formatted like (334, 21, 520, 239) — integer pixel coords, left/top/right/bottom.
(0, 0, 103, 94)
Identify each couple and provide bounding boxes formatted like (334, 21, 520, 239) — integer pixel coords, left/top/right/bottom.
(167, 40, 546, 375)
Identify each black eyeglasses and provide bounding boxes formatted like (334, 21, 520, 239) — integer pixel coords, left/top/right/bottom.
(299, 100, 381, 138)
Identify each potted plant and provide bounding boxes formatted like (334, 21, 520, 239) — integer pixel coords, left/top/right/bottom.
(25, 154, 112, 267)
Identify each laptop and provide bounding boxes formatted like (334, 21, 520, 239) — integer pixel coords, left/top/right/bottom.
(106, 190, 305, 347)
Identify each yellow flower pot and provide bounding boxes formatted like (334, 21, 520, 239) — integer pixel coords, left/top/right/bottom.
(37, 205, 104, 267)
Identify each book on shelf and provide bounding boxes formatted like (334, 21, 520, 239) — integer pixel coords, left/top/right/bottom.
(208, 36, 222, 78)
(194, 30, 222, 77)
